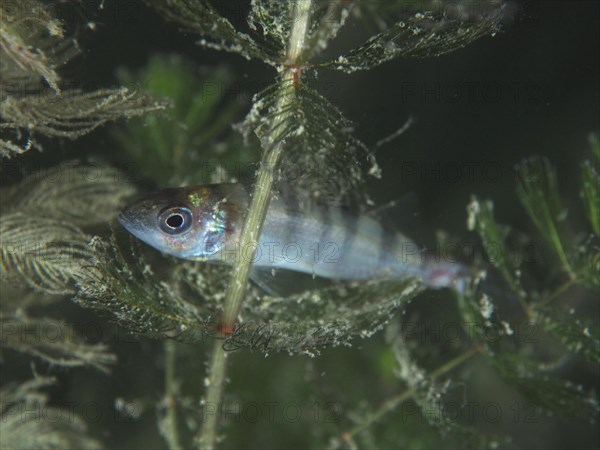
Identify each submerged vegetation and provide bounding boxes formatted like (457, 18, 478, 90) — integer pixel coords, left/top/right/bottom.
(1, 1, 598, 449)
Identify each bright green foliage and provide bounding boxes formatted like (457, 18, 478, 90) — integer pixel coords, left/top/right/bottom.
(467, 198, 526, 302)
(581, 134, 600, 235)
(516, 157, 574, 275)
(116, 55, 255, 186)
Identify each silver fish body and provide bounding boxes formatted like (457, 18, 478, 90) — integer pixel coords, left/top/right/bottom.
(118, 184, 470, 292)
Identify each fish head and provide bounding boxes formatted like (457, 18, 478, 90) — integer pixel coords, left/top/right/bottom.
(118, 184, 246, 260)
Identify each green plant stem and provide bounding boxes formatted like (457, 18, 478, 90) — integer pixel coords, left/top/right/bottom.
(220, 143, 283, 326)
(163, 340, 182, 450)
(341, 348, 478, 443)
(530, 262, 592, 312)
(287, 0, 312, 63)
(535, 276, 579, 310)
(222, 0, 313, 327)
(197, 343, 228, 449)
(545, 219, 574, 277)
(199, 3, 314, 449)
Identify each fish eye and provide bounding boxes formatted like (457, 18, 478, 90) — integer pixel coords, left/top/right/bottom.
(159, 207, 193, 235)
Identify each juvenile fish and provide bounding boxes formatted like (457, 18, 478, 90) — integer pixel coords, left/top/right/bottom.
(118, 184, 471, 292)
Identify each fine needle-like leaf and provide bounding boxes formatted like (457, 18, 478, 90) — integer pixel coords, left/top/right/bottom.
(581, 134, 600, 235)
(320, 6, 504, 72)
(0, 214, 92, 294)
(516, 157, 574, 277)
(1, 1, 173, 157)
(0, 376, 102, 450)
(467, 197, 528, 307)
(146, 0, 273, 64)
(238, 79, 378, 210)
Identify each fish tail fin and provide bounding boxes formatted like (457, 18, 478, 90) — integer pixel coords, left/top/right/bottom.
(421, 262, 521, 306)
(420, 261, 473, 294)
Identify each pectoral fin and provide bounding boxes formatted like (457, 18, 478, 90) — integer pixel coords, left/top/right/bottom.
(250, 266, 331, 297)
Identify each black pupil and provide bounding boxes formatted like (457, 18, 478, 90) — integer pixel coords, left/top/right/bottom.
(166, 214, 184, 228)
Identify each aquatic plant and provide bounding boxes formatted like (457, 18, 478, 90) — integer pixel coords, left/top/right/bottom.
(1, 1, 598, 449)
(0, 0, 171, 156)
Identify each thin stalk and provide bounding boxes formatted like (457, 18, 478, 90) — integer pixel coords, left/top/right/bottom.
(529, 262, 591, 312)
(163, 340, 182, 450)
(196, 344, 228, 449)
(220, 142, 283, 326)
(287, 0, 312, 62)
(222, 0, 313, 327)
(198, 3, 314, 449)
(340, 348, 479, 443)
(535, 275, 579, 310)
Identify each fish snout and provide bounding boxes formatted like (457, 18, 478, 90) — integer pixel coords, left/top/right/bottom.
(117, 208, 134, 229)
(117, 207, 150, 241)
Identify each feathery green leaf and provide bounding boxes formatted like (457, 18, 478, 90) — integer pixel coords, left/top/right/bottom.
(581, 134, 600, 235)
(492, 352, 599, 422)
(145, 0, 273, 64)
(516, 157, 573, 275)
(1, 308, 116, 372)
(1, 213, 91, 294)
(74, 226, 423, 354)
(1, 88, 172, 150)
(467, 197, 526, 301)
(238, 79, 378, 210)
(320, 6, 504, 72)
(0, 376, 102, 450)
(538, 308, 600, 363)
